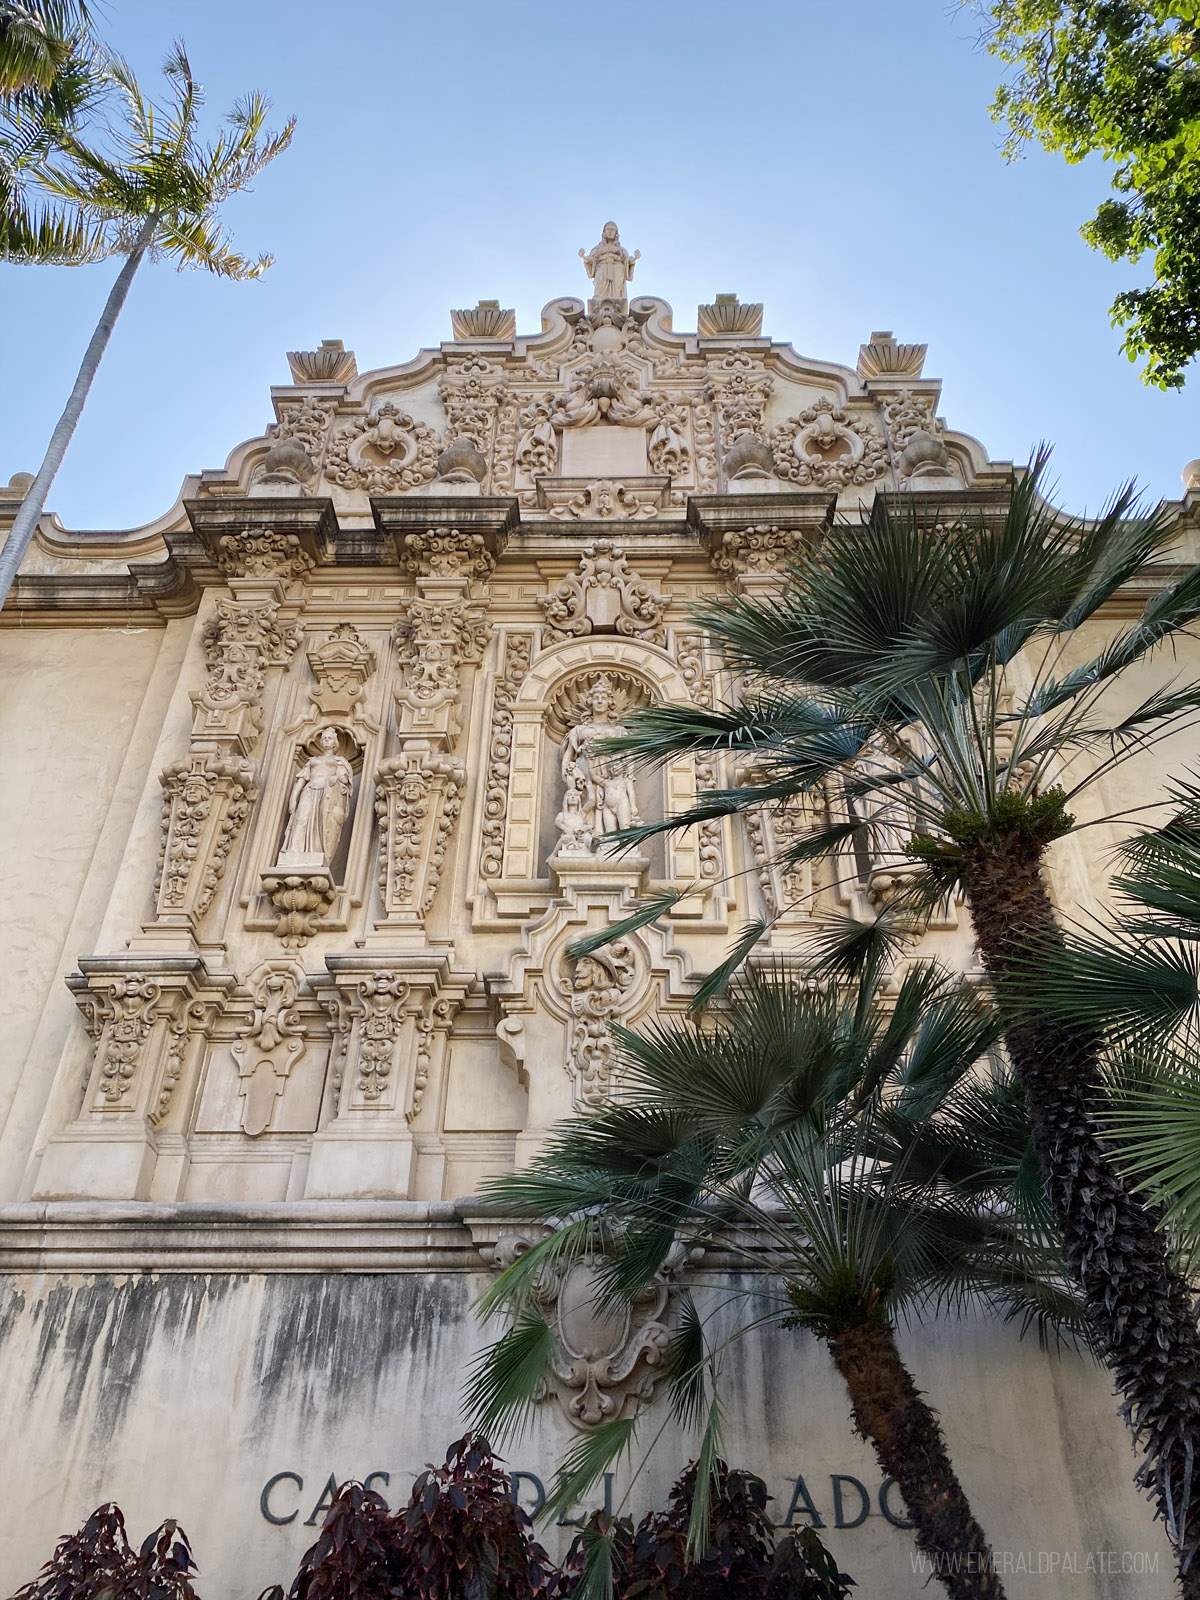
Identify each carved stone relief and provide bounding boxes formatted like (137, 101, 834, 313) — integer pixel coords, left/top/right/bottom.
(561, 943, 637, 1107)
(710, 525, 808, 578)
(216, 529, 316, 582)
(68, 960, 232, 1127)
(515, 395, 557, 480)
(676, 633, 723, 881)
(325, 403, 441, 493)
(479, 633, 534, 882)
(438, 358, 508, 466)
(770, 398, 887, 489)
(546, 479, 660, 521)
(400, 529, 495, 584)
(490, 1230, 684, 1427)
(232, 962, 306, 1136)
(307, 622, 377, 718)
(540, 541, 668, 644)
(375, 749, 466, 920)
(393, 598, 490, 743)
(880, 389, 959, 485)
(155, 754, 258, 921)
(193, 598, 301, 752)
(555, 675, 645, 858)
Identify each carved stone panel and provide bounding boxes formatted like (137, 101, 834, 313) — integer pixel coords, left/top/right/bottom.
(375, 750, 466, 923)
(540, 541, 668, 645)
(489, 1232, 685, 1428)
(232, 961, 307, 1136)
(154, 753, 258, 926)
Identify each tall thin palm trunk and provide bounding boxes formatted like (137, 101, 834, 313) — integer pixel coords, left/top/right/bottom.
(0, 208, 157, 610)
(827, 1317, 1004, 1599)
(960, 840, 1200, 1597)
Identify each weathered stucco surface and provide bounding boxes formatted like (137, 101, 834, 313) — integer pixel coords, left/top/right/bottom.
(0, 1264, 1175, 1599)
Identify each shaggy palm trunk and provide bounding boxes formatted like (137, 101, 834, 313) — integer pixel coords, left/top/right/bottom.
(827, 1318, 1004, 1598)
(0, 210, 158, 612)
(960, 834, 1200, 1596)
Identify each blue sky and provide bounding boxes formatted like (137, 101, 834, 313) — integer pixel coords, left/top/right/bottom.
(2, 0, 1196, 530)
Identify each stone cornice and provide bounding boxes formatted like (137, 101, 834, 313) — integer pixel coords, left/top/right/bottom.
(0, 1200, 479, 1273)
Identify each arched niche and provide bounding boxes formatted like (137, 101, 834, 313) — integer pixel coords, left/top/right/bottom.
(500, 638, 703, 890)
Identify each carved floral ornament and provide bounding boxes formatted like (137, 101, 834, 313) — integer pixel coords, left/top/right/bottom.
(216, 528, 315, 582)
(490, 1228, 687, 1428)
(561, 941, 637, 1107)
(400, 529, 495, 583)
(711, 524, 809, 578)
(770, 397, 888, 489)
(540, 540, 668, 643)
(155, 753, 258, 919)
(325, 402, 440, 493)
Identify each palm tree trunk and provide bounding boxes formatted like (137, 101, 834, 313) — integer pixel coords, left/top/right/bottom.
(0, 210, 158, 612)
(960, 835, 1200, 1598)
(827, 1317, 1005, 1598)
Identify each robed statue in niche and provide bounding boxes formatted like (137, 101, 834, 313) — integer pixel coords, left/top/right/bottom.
(558, 676, 642, 852)
(279, 727, 354, 867)
(579, 222, 640, 304)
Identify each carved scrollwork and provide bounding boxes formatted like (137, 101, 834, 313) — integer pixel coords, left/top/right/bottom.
(561, 942, 637, 1109)
(215, 529, 315, 582)
(269, 394, 334, 459)
(647, 397, 690, 478)
(438, 358, 507, 459)
(198, 599, 300, 728)
(490, 1231, 686, 1428)
(95, 978, 161, 1108)
(352, 974, 411, 1102)
(540, 540, 668, 644)
(769, 398, 887, 489)
(155, 753, 258, 920)
(514, 394, 557, 480)
(307, 622, 376, 718)
(325, 402, 441, 492)
(710, 525, 809, 578)
(547, 479, 659, 522)
(400, 529, 495, 583)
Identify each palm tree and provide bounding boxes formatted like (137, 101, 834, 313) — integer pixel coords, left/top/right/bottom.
(1, 1, 106, 261)
(0, 42, 294, 610)
(469, 954, 1088, 1600)
(588, 455, 1200, 1590)
(1021, 775, 1200, 1254)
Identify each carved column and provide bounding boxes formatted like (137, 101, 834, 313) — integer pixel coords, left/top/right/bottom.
(35, 956, 234, 1199)
(135, 500, 337, 950)
(368, 499, 516, 946)
(305, 953, 473, 1198)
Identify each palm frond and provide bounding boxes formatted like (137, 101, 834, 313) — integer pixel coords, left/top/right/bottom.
(542, 1419, 638, 1525)
(565, 891, 685, 960)
(689, 920, 767, 1011)
(463, 1312, 555, 1443)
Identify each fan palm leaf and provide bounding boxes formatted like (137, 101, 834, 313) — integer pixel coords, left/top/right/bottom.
(470, 962, 1085, 1599)
(587, 447, 1200, 1589)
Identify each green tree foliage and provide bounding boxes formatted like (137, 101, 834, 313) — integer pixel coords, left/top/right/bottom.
(588, 453, 1200, 1589)
(978, 1, 1200, 388)
(0, 0, 106, 260)
(0, 43, 293, 612)
(470, 957, 1085, 1600)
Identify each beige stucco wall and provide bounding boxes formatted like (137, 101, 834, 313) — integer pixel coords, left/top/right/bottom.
(0, 1258, 1175, 1600)
(0, 622, 190, 1199)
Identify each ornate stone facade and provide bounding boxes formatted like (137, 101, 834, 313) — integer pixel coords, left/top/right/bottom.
(0, 230, 1188, 1600)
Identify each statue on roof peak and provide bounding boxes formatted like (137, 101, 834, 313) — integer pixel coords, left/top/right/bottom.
(579, 222, 640, 304)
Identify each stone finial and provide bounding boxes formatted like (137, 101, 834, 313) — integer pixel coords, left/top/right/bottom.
(698, 294, 764, 338)
(0, 471, 34, 499)
(1183, 459, 1200, 491)
(856, 331, 927, 381)
(286, 339, 358, 385)
(450, 301, 517, 341)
